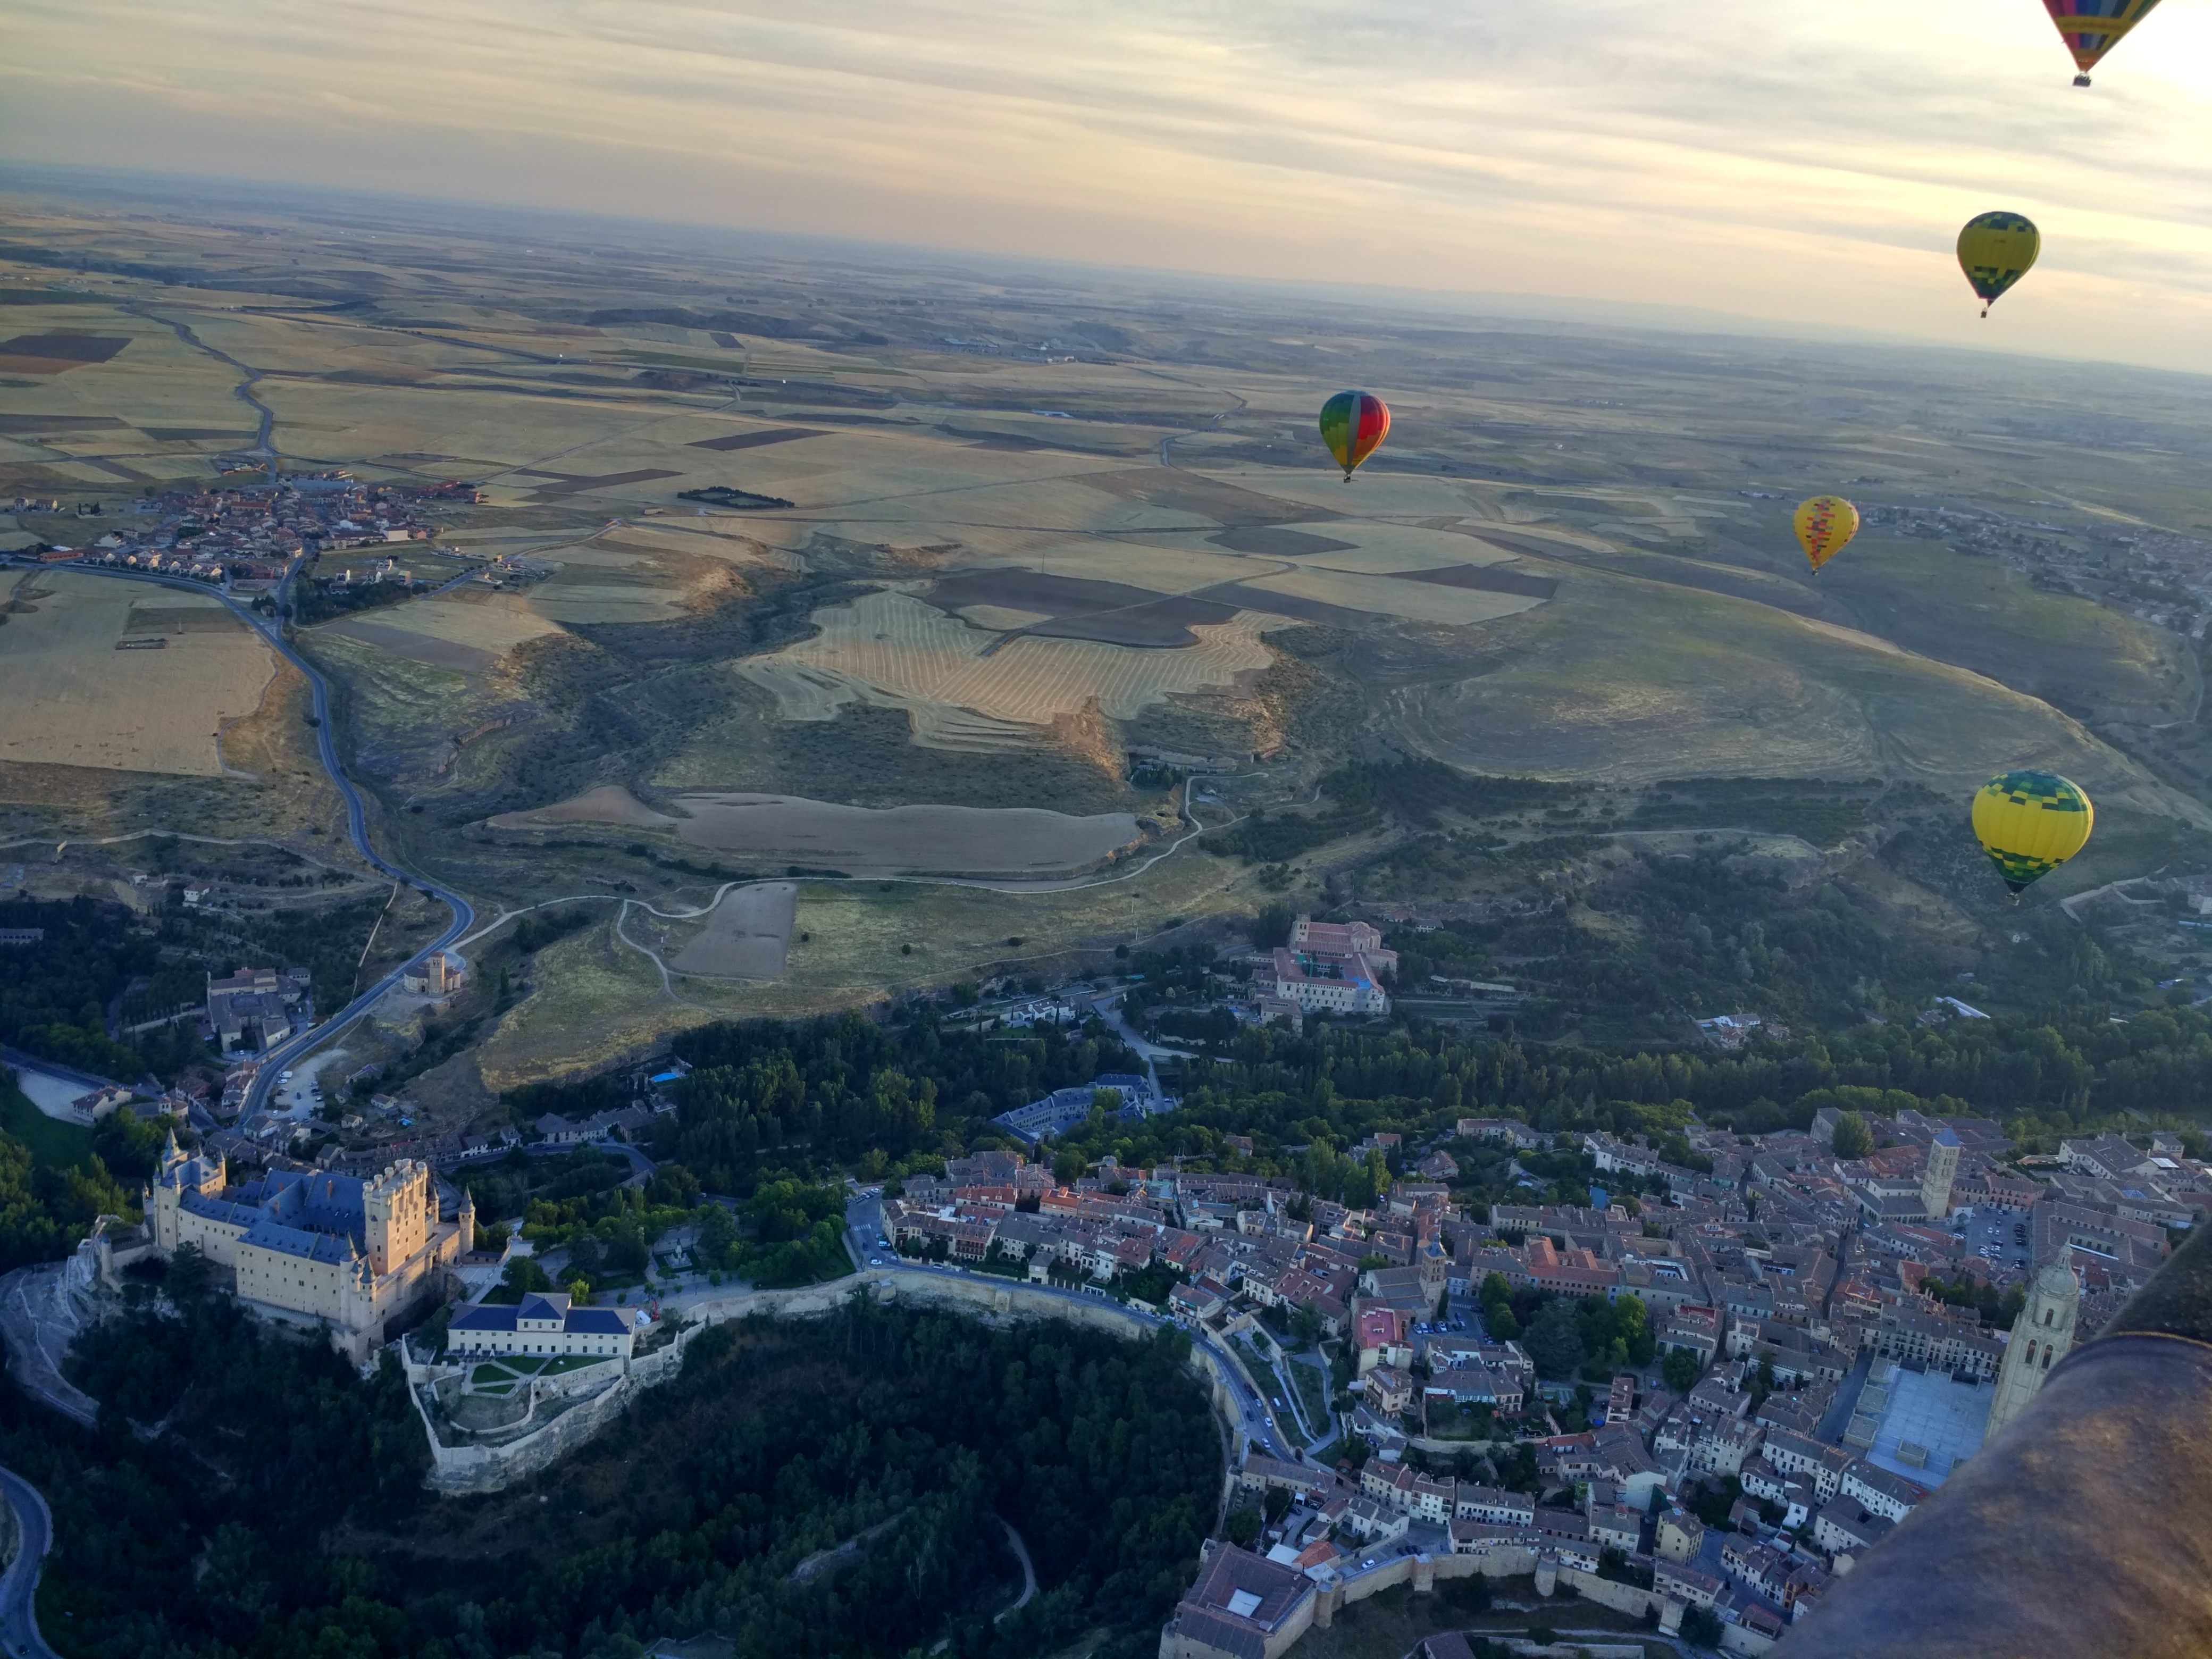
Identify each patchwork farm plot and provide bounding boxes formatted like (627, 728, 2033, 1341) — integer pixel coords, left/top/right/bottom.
(12, 191, 2212, 1093)
(494, 787, 1142, 879)
(0, 572, 275, 775)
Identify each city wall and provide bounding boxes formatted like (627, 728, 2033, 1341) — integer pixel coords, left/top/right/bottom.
(1311, 1548, 1673, 1630)
(410, 1266, 1246, 1495)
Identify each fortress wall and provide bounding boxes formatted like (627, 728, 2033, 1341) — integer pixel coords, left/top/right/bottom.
(416, 1267, 1249, 1496)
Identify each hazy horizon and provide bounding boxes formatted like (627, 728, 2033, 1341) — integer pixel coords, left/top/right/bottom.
(5, 1, 2212, 374)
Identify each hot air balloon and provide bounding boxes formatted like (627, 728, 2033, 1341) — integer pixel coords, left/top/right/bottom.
(1319, 390, 1390, 481)
(1793, 496, 1859, 575)
(1958, 213, 2041, 318)
(1972, 769, 2094, 899)
(2042, 0, 2164, 85)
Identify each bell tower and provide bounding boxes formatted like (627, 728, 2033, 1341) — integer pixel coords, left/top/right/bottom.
(1984, 1252, 2080, 1443)
(1921, 1128, 1960, 1219)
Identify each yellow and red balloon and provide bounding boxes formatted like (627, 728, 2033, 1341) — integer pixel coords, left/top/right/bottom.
(1794, 496, 1860, 575)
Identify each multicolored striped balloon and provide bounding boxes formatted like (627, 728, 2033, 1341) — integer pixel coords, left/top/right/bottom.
(1319, 390, 1390, 480)
(2042, 0, 2163, 84)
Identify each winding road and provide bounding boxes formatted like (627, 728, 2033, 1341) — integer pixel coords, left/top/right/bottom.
(16, 558, 475, 1120)
(0, 1466, 60, 1659)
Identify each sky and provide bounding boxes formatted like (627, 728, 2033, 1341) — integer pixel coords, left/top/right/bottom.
(6, 0, 2212, 371)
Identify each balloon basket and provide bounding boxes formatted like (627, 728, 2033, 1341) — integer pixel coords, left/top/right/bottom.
(2074, 73, 2091, 86)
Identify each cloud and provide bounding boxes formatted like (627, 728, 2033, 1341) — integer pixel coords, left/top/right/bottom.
(2, 0, 2211, 367)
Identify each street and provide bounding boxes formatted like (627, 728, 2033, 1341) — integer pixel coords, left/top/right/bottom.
(32, 560, 479, 1120)
(0, 1465, 61, 1659)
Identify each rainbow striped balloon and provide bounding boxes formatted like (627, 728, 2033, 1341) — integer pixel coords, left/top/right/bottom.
(1319, 390, 1390, 480)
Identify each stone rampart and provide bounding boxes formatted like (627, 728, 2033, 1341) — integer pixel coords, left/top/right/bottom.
(414, 1266, 1247, 1495)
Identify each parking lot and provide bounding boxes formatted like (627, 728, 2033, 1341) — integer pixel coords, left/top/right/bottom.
(1955, 1207, 2031, 1273)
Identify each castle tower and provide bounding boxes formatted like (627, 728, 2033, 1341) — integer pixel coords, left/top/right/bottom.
(1921, 1128, 1960, 1219)
(1984, 1253, 2081, 1443)
(457, 1184, 477, 1252)
(362, 1161, 430, 1277)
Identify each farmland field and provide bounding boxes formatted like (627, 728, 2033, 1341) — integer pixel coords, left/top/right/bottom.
(495, 786, 1142, 877)
(0, 572, 274, 775)
(9, 183, 2212, 1098)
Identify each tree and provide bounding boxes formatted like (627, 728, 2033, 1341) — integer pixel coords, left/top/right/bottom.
(1681, 1604, 1725, 1646)
(1289, 1304, 1325, 1345)
(1662, 1345, 1701, 1395)
(501, 1255, 551, 1296)
(1262, 1486, 1292, 1522)
(1224, 1506, 1261, 1546)
(1526, 1297, 1585, 1380)
(1616, 1294, 1655, 1367)
(1832, 1111, 1874, 1160)
(167, 1241, 215, 1301)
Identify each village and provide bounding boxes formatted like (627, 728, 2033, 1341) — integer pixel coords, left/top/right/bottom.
(11, 474, 483, 592)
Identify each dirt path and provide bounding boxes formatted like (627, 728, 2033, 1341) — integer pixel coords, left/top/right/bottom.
(995, 1517, 1037, 1623)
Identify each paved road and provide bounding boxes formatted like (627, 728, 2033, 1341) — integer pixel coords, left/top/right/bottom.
(0, 1465, 60, 1659)
(842, 1194, 1296, 1461)
(21, 560, 476, 1119)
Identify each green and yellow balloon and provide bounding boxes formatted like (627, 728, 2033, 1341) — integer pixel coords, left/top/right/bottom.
(1957, 212, 2040, 319)
(1972, 769, 2093, 900)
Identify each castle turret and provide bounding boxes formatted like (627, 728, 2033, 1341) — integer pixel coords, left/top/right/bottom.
(1985, 1252, 2081, 1443)
(457, 1184, 477, 1253)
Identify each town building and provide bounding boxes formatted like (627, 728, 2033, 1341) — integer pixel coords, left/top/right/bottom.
(446, 1290, 636, 1360)
(206, 965, 313, 1054)
(1159, 1543, 1317, 1659)
(1270, 914, 1395, 1016)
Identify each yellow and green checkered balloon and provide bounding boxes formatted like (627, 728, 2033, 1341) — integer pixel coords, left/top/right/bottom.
(1972, 770, 2093, 897)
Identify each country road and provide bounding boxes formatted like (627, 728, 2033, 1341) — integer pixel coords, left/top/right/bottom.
(14, 558, 476, 1119)
(0, 1465, 61, 1659)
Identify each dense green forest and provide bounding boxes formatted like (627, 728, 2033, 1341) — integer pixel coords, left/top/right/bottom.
(1033, 999, 2212, 1182)
(31, 1288, 1219, 1659)
(655, 1010, 1141, 1190)
(0, 895, 203, 1080)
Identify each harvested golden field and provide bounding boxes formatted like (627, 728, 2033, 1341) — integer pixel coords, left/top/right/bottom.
(0, 573, 276, 775)
(495, 786, 1142, 877)
(667, 881, 797, 978)
(507, 783, 668, 827)
(312, 588, 566, 667)
(735, 589, 1277, 750)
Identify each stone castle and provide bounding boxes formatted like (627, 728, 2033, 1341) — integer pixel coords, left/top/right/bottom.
(148, 1130, 468, 1361)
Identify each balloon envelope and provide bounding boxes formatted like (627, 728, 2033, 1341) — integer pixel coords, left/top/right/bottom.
(1958, 212, 2041, 311)
(1320, 390, 1390, 479)
(1972, 770, 2094, 895)
(2043, 0, 2163, 74)
(1793, 496, 1859, 573)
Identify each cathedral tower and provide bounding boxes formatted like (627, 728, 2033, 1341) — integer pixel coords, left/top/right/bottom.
(1984, 1253, 2081, 1443)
